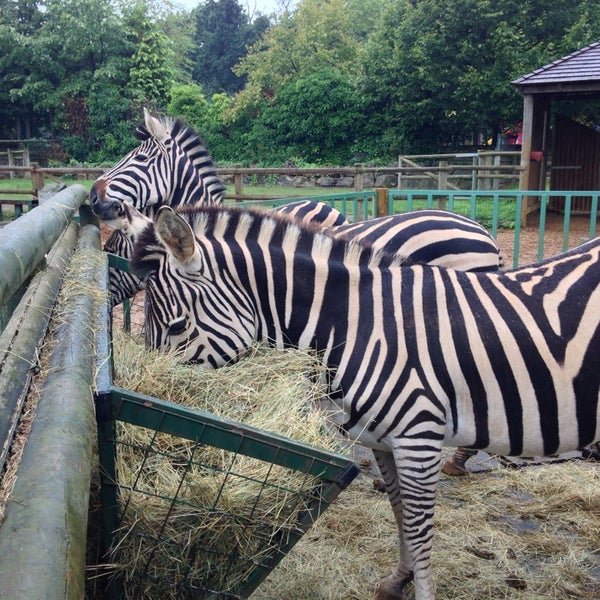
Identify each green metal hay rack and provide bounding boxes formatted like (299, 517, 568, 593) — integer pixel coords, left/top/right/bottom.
(95, 262, 359, 599)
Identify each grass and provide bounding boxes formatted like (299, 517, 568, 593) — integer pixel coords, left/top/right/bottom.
(0, 175, 517, 229)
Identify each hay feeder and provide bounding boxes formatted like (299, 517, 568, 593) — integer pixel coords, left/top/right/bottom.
(95, 334, 359, 599)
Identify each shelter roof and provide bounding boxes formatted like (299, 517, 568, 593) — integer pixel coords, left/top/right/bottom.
(512, 41, 600, 94)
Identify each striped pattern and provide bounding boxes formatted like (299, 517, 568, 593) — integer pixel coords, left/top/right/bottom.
(90, 111, 225, 307)
(131, 205, 600, 600)
(90, 111, 225, 220)
(271, 199, 349, 228)
(90, 114, 500, 309)
(331, 209, 502, 271)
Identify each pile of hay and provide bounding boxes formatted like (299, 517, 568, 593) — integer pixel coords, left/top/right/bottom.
(108, 329, 348, 599)
(253, 458, 600, 600)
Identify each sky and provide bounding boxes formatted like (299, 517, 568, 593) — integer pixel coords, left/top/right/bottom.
(173, 0, 295, 18)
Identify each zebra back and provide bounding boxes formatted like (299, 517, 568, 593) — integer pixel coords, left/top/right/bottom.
(271, 200, 349, 227)
(330, 209, 502, 271)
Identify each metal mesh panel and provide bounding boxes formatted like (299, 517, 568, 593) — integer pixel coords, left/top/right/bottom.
(96, 388, 359, 599)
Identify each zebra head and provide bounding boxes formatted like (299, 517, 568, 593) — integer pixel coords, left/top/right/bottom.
(90, 109, 225, 226)
(132, 206, 258, 366)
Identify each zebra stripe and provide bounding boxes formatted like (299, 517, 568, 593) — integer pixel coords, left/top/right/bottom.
(89, 113, 500, 309)
(131, 205, 600, 600)
(90, 110, 225, 307)
(330, 209, 502, 271)
(270, 199, 349, 228)
(90, 109, 225, 222)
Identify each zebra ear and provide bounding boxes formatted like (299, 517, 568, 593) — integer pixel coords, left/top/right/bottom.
(143, 108, 170, 143)
(155, 206, 197, 264)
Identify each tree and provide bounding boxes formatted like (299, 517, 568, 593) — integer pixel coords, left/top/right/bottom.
(191, 0, 269, 96)
(245, 69, 363, 164)
(358, 0, 600, 157)
(235, 0, 359, 101)
(123, 0, 175, 108)
(230, 0, 367, 163)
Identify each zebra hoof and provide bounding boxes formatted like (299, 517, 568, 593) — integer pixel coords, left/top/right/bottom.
(374, 574, 411, 600)
(441, 458, 469, 476)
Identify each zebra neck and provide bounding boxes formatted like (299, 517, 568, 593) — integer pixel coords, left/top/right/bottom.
(252, 254, 355, 366)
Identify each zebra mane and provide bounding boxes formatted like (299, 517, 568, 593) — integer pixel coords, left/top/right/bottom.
(131, 205, 410, 278)
(135, 114, 226, 200)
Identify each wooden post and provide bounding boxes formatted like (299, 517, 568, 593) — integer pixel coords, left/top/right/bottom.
(519, 94, 550, 227)
(438, 161, 448, 210)
(354, 164, 364, 191)
(30, 163, 45, 198)
(397, 156, 404, 189)
(438, 161, 448, 189)
(0, 225, 102, 600)
(234, 164, 243, 202)
(376, 188, 389, 217)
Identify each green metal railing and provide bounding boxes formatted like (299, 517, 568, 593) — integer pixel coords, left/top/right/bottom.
(238, 190, 379, 222)
(94, 385, 359, 598)
(387, 190, 600, 267)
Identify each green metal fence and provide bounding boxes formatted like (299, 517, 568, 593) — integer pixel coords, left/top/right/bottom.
(94, 385, 359, 598)
(243, 189, 600, 269)
(387, 190, 600, 267)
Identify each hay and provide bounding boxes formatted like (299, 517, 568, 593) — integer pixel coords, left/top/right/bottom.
(106, 330, 599, 599)
(108, 329, 347, 598)
(253, 459, 600, 600)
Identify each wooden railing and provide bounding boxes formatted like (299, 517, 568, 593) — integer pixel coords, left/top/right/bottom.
(0, 158, 524, 206)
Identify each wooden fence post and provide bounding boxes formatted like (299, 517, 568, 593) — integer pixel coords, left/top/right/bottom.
(234, 164, 243, 202)
(376, 188, 389, 217)
(354, 164, 364, 191)
(30, 163, 45, 198)
(437, 161, 448, 210)
(397, 156, 404, 189)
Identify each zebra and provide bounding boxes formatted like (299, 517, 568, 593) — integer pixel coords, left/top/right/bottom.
(89, 110, 350, 306)
(89, 109, 225, 308)
(130, 205, 600, 600)
(89, 111, 501, 473)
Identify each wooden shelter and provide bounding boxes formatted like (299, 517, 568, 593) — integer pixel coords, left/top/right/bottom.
(512, 41, 600, 214)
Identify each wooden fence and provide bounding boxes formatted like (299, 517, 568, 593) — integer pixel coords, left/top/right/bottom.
(0, 154, 523, 206)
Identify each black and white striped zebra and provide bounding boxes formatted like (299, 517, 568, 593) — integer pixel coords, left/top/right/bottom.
(89, 109, 225, 307)
(89, 111, 501, 311)
(130, 205, 600, 600)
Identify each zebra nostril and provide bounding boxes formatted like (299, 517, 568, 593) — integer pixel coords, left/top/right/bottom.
(89, 186, 99, 207)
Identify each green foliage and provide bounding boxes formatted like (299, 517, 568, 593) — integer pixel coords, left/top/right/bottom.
(167, 84, 242, 162)
(191, 0, 269, 96)
(246, 69, 363, 164)
(358, 0, 600, 157)
(124, 0, 175, 107)
(3, 0, 600, 165)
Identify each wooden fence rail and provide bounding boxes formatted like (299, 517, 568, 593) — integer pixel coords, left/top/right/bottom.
(0, 157, 524, 205)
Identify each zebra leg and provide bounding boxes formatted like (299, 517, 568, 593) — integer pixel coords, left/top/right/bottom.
(441, 447, 477, 476)
(374, 445, 441, 600)
(373, 450, 413, 600)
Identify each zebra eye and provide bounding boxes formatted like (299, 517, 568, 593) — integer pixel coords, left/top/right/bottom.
(167, 317, 187, 336)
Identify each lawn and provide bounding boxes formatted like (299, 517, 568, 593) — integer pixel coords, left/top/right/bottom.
(0, 175, 517, 230)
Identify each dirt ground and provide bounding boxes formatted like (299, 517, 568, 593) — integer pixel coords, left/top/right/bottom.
(497, 211, 593, 266)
